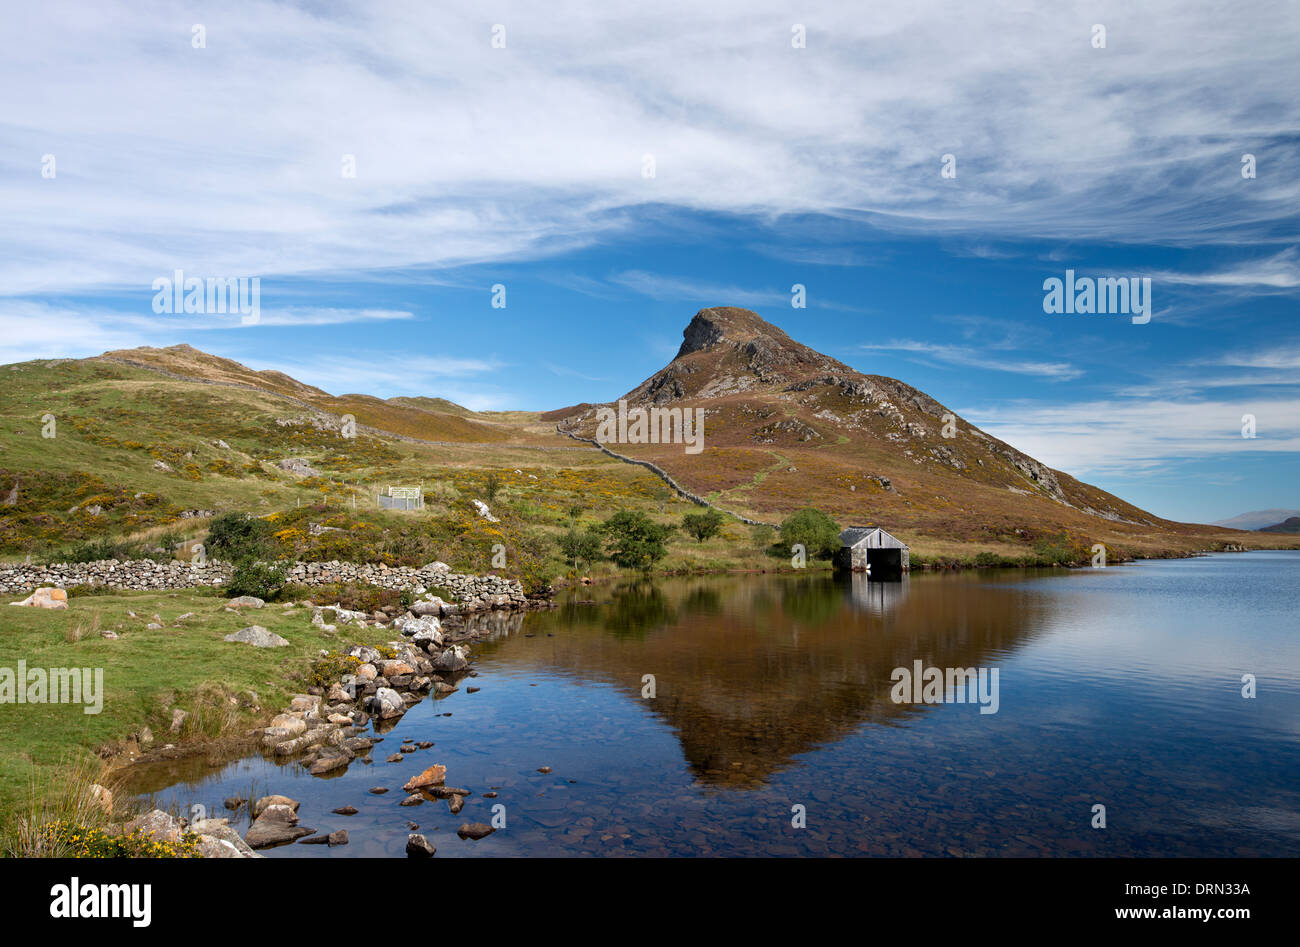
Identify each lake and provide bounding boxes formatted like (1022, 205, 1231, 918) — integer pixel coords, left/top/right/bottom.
(123, 551, 1300, 857)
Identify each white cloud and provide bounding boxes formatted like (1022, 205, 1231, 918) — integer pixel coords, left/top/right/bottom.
(2, 0, 1298, 297)
(964, 397, 1300, 476)
(1151, 248, 1300, 291)
(0, 301, 416, 363)
(858, 339, 1083, 380)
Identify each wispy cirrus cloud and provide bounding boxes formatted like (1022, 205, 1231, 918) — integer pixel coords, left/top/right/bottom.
(1150, 248, 1300, 291)
(0, 301, 417, 363)
(858, 339, 1083, 380)
(964, 396, 1300, 477)
(3, 1, 1299, 299)
(241, 353, 508, 406)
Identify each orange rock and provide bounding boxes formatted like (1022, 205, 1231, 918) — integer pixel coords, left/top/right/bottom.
(403, 764, 447, 792)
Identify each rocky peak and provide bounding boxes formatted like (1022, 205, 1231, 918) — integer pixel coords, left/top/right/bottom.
(676, 307, 802, 359)
(670, 307, 852, 377)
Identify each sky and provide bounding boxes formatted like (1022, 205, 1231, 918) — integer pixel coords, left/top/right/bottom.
(1, 1, 1297, 525)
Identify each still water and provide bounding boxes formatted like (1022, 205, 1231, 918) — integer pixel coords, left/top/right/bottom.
(124, 551, 1300, 857)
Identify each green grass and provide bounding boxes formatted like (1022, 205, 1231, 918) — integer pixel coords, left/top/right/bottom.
(0, 586, 392, 838)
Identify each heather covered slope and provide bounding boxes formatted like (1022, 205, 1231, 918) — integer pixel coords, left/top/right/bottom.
(98, 344, 514, 444)
(0, 318, 1288, 566)
(553, 307, 1285, 559)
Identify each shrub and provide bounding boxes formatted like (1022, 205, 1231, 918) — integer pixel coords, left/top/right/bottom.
(599, 511, 675, 571)
(39, 821, 201, 858)
(502, 529, 557, 595)
(225, 559, 288, 600)
(681, 509, 726, 544)
(749, 523, 776, 554)
(51, 537, 128, 564)
(205, 512, 272, 561)
(778, 508, 841, 559)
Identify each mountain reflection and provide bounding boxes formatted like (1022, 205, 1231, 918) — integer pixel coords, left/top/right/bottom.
(476, 572, 1047, 788)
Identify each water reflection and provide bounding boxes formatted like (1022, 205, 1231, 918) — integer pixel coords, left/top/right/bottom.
(845, 571, 909, 615)
(119, 556, 1300, 858)
(476, 572, 1044, 787)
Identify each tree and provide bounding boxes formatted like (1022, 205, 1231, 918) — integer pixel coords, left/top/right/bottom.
(779, 508, 841, 559)
(681, 508, 725, 543)
(749, 523, 776, 554)
(599, 511, 675, 571)
(558, 528, 604, 571)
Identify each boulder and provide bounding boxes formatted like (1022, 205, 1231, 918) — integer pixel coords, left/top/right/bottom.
(309, 753, 351, 776)
(226, 596, 265, 609)
(245, 813, 314, 849)
(8, 587, 68, 609)
(410, 599, 444, 618)
(123, 808, 182, 844)
(253, 794, 300, 817)
(432, 646, 469, 672)
(365, 687, 405, 719)
(191, 818, 261, 858)
(224, 625, 289, 648)
(269, 714, 307, 738)
(406, 833, 436, 857)
(457, 823, 495, 840)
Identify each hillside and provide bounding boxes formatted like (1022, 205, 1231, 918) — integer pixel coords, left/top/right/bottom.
(0, 314, 1290, 566)
(1259, 516, 1300, 534)
(551, 307, 1287, 559)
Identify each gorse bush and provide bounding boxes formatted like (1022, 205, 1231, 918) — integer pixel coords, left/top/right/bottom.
(40, 821, 201, 858)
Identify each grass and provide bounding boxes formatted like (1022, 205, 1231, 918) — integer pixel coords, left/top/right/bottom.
(0, 586, 392, 843)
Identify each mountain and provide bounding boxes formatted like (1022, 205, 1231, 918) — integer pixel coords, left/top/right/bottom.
(1212, 509, 1300, 531)
(1, 311, 1288, 564)
(1258, 516, 1300, 534)
(552, 306, 1260, 555)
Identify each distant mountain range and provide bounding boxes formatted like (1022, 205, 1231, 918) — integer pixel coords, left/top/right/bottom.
(1257, 517, 1300, 534)
(1212, 510, 1300, 531)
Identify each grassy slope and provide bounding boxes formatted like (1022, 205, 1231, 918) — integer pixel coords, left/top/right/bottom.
(0, 587, 394, 828)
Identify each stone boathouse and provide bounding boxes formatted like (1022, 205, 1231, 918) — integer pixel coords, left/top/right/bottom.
(834, 526, 910, 576)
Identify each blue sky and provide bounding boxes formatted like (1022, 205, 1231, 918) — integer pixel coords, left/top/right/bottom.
(1, 1, 1297, 525)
